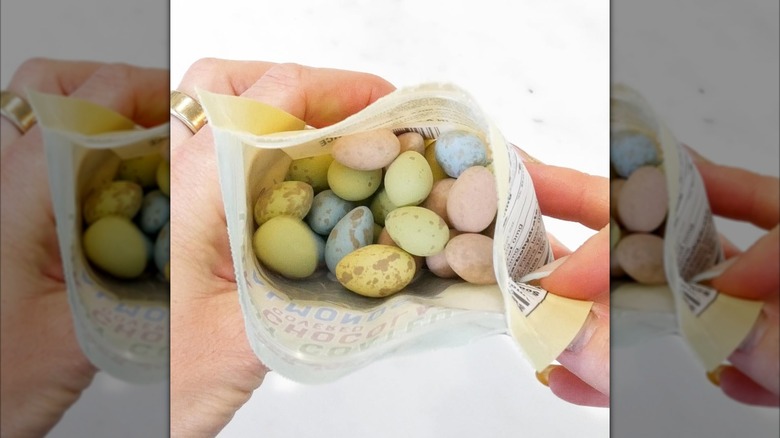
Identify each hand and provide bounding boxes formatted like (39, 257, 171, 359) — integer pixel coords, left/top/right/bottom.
(688, 146, 779, 407)
(522, 155, 610, 407)
(0, 58, 168, 437)
(169, 59, 395, 437)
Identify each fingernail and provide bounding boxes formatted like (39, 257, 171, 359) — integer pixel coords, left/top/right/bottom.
(691, 258, 737, 284)
(535, 364, 560, 387)
(706, 365, 728, 387)
(518, 256, 569, 284)
(510, 142, 544, 164)
(737, 312, 768, 353)
(566, 311, 598, 353)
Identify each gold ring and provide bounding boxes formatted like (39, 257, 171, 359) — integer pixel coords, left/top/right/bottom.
(0, 90, 36, 133)
(170, 90, 207, 134)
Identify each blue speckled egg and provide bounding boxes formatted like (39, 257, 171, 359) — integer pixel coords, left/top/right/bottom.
(610, 132, 661, 178)
(306, 190, 356, 235)
(434, 130, 488, 178)
(325, 206, 374, 274)
(139, 190, 170, 235)
(154, 222, 169, 274)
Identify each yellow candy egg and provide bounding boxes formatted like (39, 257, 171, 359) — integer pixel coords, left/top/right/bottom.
(117, 153, 162, 188)
(253, 181, 314, 226)
(83, 216, 148, 279)
(82, 180, 143, 225)
(253, 216, 320, 279)
(335, 244, 415, 298)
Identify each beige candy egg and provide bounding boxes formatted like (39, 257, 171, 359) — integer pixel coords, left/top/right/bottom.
(447, 166, 497, 233)
(426, 229, 461, 278)
(397, 132, 426, 155)
(618, 166, 668, 232)
(286, 154, 334, 193)
(254, 181, 314, 226)
(117, 154, 162, 188)
(83, 216, 148, 279)
(615, 233, 666, 284)
(422, 178, 455, 227)
(444, 233, 496, 284)
(327, 160, 382, 201)
(331, 129, 400, 171)
(83, 180, 143, 225)
(385, 206, 449, 257)
(384, 151, 433, 206)
(253, 216, 320, 279)
(335, 244, 415, 298)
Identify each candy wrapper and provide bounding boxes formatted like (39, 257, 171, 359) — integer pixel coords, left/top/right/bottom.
(28, 92, 169, 383)
(610, 84, 763, 370)
(199, 83, 593, 383)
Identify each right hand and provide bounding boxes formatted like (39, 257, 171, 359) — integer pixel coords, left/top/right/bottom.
(689, 146, 779, 407)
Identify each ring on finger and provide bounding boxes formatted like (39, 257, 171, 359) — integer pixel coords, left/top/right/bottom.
(170, 90, 207, 134)
(0, 90, 37, 133)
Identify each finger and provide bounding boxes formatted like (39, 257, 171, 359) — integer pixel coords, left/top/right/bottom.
(547, 365, 610, 407)
(727, 307, 780, 399)
(524, 161, 610, 230)
(2, 59, 104, 148)
(69, 63, 169, 128)
(687, 147, 780, 230)
(720, 233, 742, 260)
(712, 225, 779, 301)
(719, 366, 780, 407)
(541, 224, 609, 301)
(555, 302, 610, 398)
(241, 63, 396, 127)
(548, 233, 572, 259)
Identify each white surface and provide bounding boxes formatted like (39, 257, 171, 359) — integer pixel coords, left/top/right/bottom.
(1, 1, 168, 437)
(171, 1, 610, 437)
(612, 0, 779, 436)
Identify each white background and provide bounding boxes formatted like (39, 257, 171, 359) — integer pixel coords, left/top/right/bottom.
(1, 1, 168, 437)
(171, 1, 610, 437)
(612, 0, 779, 437)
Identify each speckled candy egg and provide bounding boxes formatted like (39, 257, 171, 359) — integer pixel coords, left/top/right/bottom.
(327, 161, 382, 201)
(325, 206, 374, 273)
(83, 216, 148, 279)
(139, 190, 170, 234)
(384, 151, 433, 206)
(253, 216, 320, 279)
(335, 244, 415, 298)
(253, 181, 314, 226)
(306, 189, 356, 235)
(331, 129, 400, 170)
(117, 154, 162, 188)
(369, 188, 399, 226)
(434, 130, 488, 178)
(610, 132, 661, 178)
(385, 206, 449, 257)
(286, 154, 334, 193)
(83, 180, 143, 225)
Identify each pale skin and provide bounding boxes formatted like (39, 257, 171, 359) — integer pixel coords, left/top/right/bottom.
(1, 59, 168, 437)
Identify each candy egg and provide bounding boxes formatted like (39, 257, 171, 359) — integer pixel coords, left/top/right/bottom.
(385, 206, 449, 257)
(447, 166, 497, 232)
(139, 190, 170, 234)
(610, 132, 661, 178)
(331, 129, 400, 171)
(335, 244, 416, 298)
(434, 130, 488, 178)
(369, 188, 399, 226)
(253, 216, 320, 279)
(615, 233, 666, 284)
(83, 216, 148, 279)
(384, 151, 433, 206)
(424, 142, 449, 181)
(117, 154, 162, 188)
(617, 166, 667, 232)
(397, 132, 426, 155)
(325, 206, 374, 273)
(286, 154, 334, 193)
(156, 158, 170, 196)
(82, 180, 143, 225)
(254, 181, 314, 226)
(422, 178, 455, 227)
(444, 233, 496, 284)
(327, 161, 382, 201)
(154, 221, 170, 274)
(425, 229, 461, 278)
(306, 189, 356, 235)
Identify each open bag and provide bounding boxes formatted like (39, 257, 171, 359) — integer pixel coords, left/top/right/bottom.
(28, 92, 169, 383)
(200, 83, 594, 383)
